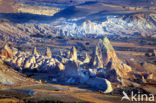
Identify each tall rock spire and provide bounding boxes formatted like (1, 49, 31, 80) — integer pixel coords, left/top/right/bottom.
(46, 47, 52, 58)
(90, 37, 131, 78)
(32, 47, 39, 56)
(69, 46, 77, 61)
(83, 52, 90, 63)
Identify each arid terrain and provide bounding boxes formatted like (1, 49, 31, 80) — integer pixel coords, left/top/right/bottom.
(0, 0, 156, 103)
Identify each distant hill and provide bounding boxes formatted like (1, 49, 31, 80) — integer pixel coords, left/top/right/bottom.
(14, 0, 156, 7)
(0, 0, 17, 13)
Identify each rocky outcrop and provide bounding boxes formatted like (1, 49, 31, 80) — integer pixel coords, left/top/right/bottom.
(15, 56, 25, 67)
(146, 73, 154, 80)
(83, 52, 90, 64)
(63, 61, 79, 77)
(90, 39, 105, 68)
(145, 49, 156, 57)
(86, 77, 113, 93)
(24, 56, 37, 69)
(59, 50, 63, 56)
(32, 47, 39, 56)
(0, 44, 14, 59)
(57, 13, 156, 37)
(90, 37, 131, 79)
(0, 40, 135, 92)
(57, 62, 65, 71)
(41, 58, 65, 73)
(152, 49, 156, 56)
(0, 45, 64, 73)
(69, 46, 77, 61)
(46, 47, 52, 58)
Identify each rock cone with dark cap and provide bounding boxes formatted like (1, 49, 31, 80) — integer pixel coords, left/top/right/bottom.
(90, 37, 132, 79)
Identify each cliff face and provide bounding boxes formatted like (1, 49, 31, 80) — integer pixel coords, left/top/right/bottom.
(14, 0, 156, 6)
(0, 0, 155, 39)
(58, 13, 156, 37)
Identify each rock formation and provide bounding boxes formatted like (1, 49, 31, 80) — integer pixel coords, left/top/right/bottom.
(152, 49, 156, 56)
(0, 45, 65, 73)
(83, 52, 90, 63)
(67, 51, 71, 59)
(46, 47, 52, 58)
(0, 39, 135, 92)
(147, 73, 153, 80)
(86, 77, 113, 93)
(59, 50, 63, 56)
(69, 46, 77, 61)
(145, 49, 156, 57)
(90, 37, 131, 79)
(89, 42, 104, 68)
(58, 13, 155, 37)
(63, 61, 79, 77)
(0, 59, 35, 86)
(24, 56, 37, 69)
(57, 62, 65, 71)
(32, 47, 39, 56)
(0, 44, 14, 59)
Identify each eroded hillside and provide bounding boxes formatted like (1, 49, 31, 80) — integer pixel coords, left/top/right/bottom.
(0, 0, 156, 103)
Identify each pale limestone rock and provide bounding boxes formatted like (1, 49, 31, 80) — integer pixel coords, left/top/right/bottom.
(83, 52, 90, 63)
(4, 44, 14, 58)
(24, 61, 31, 69)
(69, 46, 77, 61)
(0, 44, 14, 59)
(16, 57, 25, 67)
(61, 58, 67, 64)
(29, 63, 39, 70)
(104, 79, 113, 93)
(57, 62, 65, 71)
(32, 47, 39, 55)
(41, 58, 64, 73)
(152, 49, 156, 56)
(12, 56, 18, 64)
(88, 69, 97, 77)
(90, 37, 131, 79)
(46, 47, 52, 58)
(147, 73, 153, 80)
(89, 40, 104, 68)
(47, 59, 57, 67)
(86, 77, 113, 93)
(24, 56, 36, 68)
(11, 48, 18, 56)
(142, 76, 147, 83)
(63, 61, 79, 77)
(67, 51, 70, 58)
(59, 50, 63, 56)
(0, 59, 3, 64)
(145, 52, 152, 57)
